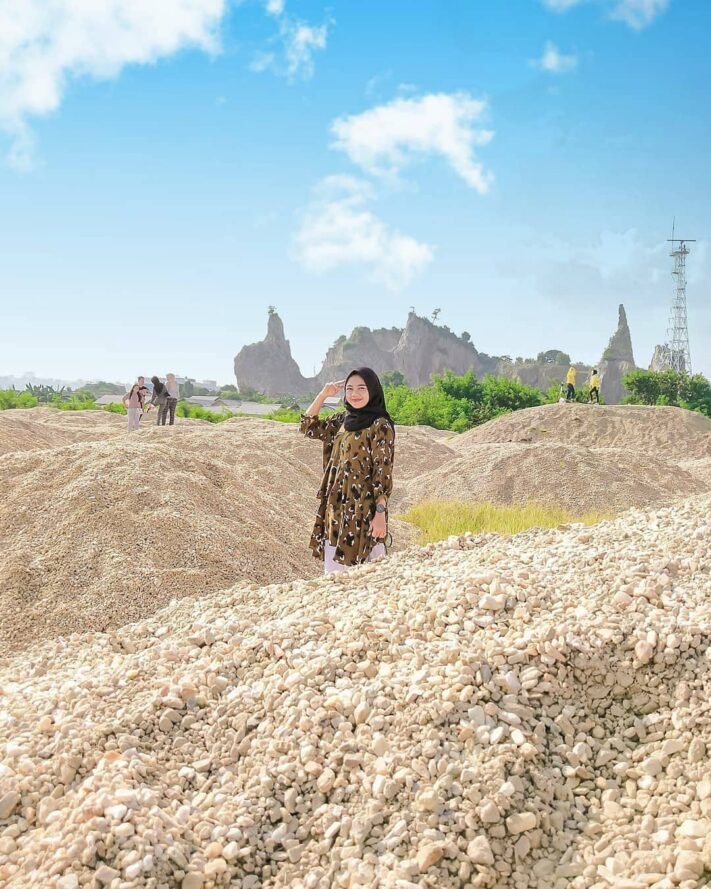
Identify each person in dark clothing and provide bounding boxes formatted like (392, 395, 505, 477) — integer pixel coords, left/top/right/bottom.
(150, 376, 169, 426)
(300, 367, 395, 573)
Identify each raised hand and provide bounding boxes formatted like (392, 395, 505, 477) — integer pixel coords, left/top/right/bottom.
(322, 380, 345, 398)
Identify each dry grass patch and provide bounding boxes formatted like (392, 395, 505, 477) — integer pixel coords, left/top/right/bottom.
(400, 499, 609, 543)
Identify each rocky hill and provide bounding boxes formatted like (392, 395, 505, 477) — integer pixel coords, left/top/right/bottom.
(234, 305, 638, 402)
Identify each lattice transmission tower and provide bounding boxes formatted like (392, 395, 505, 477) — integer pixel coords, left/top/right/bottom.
(663, 223, 695, 374)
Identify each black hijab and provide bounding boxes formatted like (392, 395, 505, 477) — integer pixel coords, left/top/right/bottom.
(343, 367, 394, 433)
(151, 376, 166, 396)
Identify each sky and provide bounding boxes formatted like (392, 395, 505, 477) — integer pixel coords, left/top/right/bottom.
(0, 0, 709, 385)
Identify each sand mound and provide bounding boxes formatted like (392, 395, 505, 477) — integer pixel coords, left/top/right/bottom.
(454, 403, 711, 460)
(1, 496, 709, 888)
(0, 419, 425, 654)
(384, 425, 456, 483)
(0, 424, 324, 654)
(680, 457, 711, 488)
(0, 407, 126, 455)
(2, 404, 710, 655)
(399, 442, 710, 514)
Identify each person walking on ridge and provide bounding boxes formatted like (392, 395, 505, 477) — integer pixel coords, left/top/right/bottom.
(300, 368, 395, 574)
(589, 368, 601, 404)
(566, 366, 577, 402)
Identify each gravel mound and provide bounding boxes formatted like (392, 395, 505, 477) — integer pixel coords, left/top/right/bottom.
(399, 442, 710, 514)
(1, 496, 709, 888)
(1, 406, 709, 655)
(680, 457, 711, 488)
(0, 424, 324, 654)
(0, 408, 125, 456)
(454, 404, 711, 461)
(0, 419, 425, 654)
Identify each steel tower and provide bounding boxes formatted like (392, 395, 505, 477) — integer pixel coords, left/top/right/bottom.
(665, 226, 695, 374)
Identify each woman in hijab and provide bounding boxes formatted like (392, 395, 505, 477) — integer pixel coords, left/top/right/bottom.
(300, 367, 395, 573)
(150, 376, 169, 426)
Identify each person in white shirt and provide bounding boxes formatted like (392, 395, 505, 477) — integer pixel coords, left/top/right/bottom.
(165, 373, 180, 425)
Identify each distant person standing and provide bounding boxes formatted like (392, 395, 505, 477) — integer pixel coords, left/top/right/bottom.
(300, 368, 395, 574)
(137, 376, 150, 423)
(589, 368, 601, 404)
(566, 366, 577, 402)
(151, 376, 169, 425)
(122, 382, 144, 432)
(165, 373, 179, 425)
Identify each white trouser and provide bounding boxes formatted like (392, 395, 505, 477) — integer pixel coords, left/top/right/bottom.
(127, 408, 141, 432)
(324, 542, 386, 575)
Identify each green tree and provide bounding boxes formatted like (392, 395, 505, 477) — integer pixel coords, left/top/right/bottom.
(622, 370, 659, 405)
(481, 375, 544, 412)
(536, 349, 572, 365)
(461, 331, 471, 343)
(381, 370, 406, 387)
(24, 383, 66, 403)
(623, 369, 711, 416)
(432, 369, 482, 402)
(682, 374, 711, 416)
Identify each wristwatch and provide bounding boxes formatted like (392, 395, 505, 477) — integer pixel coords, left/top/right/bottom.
(375, 503, 387, 514)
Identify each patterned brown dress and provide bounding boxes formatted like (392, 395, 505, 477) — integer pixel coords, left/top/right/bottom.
(300, 412, 395, 566)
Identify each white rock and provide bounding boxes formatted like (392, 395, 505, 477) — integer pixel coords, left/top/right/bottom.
(466, 835, 494, 866)
(506, 812, 537, 834)
(417, 842, 444, 872)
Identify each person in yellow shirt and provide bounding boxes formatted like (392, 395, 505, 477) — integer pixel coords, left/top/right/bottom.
(566, 366, 577, 402)
(589, 368, 601, 404)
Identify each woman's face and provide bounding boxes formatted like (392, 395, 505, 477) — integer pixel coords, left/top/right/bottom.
(345, 374, 370, 408)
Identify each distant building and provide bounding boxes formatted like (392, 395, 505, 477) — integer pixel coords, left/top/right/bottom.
(186, 396, 222, 408)
(95, 394, 125, 406)
(296, 396, 341, 413)
(185, 396, 284, 415)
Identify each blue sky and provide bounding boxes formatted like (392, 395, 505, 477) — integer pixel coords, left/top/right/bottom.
(0, 0, 709, 384)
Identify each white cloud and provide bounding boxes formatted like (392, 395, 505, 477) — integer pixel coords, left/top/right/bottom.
(0, 0, 227, 168)
(255, 0, 329, 81)
(534, 41, 579, 74)
(281, 20, 328, 80)
(331, 92, 494, 193)
(294, 176, 434, 291)
(541, 0, 669, 28)
(610, 0, 669, 29)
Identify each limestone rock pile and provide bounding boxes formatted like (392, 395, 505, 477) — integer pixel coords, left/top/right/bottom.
(0, 408, 125, 456)
(0, 423, 324, 654)
(399, 442, 708, 514)
(453, 404, 711, 461)
(1, 495, 709, 888)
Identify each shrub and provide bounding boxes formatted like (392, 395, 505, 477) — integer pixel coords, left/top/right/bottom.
(264, 410, 302, 424)
(0, 388, 39, 410)
(176, 401, 232, 423)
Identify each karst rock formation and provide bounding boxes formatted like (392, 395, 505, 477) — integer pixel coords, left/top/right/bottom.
(598, 304, 637, 405)
(234, 306, 639, 402)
